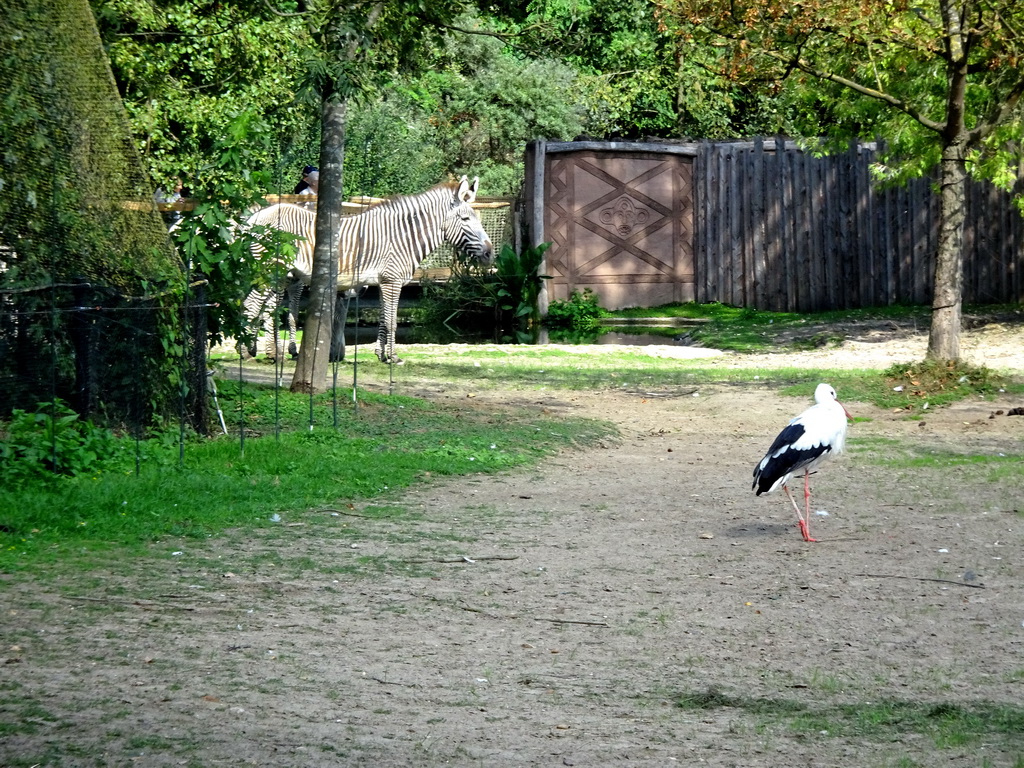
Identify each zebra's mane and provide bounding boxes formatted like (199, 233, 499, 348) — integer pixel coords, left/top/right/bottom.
(357, 182, 458, 215)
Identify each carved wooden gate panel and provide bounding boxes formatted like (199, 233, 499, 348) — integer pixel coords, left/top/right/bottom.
(542, 149, 694, 310)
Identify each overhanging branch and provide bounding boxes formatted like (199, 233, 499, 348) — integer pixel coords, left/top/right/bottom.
(769, 50, 946, 134)
(968, 72, 1024, 144)
(261, 0, 308, 18)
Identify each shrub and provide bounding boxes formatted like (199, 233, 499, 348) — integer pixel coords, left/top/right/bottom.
(545, 288, 603, 332)
(0, 400, 128, 485)
(493, 242, 551, 343)
(416, 243, 552, 343)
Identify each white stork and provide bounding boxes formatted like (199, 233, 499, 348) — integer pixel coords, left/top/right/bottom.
(753, 383, 852, 542)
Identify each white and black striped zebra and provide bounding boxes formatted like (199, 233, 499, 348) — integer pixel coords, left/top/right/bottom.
(245, 176, 493, 364)
(332, 175, 493, 363)
(241, 203, 318, 359)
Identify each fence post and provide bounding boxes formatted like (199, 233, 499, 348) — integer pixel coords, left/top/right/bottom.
(524, 139, 548, 314)
(188, 282, 210, 435)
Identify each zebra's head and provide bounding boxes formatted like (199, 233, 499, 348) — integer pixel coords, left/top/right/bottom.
(442, 176, 494, 264)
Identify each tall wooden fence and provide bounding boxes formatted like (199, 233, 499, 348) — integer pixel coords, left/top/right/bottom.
(696, 138, 1023, 312)
(525, 138, 1024, 312)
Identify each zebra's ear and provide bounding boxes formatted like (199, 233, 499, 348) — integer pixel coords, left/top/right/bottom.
(457, 175, 477, 204)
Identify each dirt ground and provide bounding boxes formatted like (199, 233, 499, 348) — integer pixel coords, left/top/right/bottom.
(3, 317, 1024, 767)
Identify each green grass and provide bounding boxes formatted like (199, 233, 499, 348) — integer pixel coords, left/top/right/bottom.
(603, 301, 1022, 354)
(0, 383, 613, 573)
(371, 344, 1024, 410)
(386, 343, 872, 391)
(781, 361, 1019, 411)
(603, 301, 929, 352)
(851, 435, 1024, 473)
(675, 686, 1024, 753)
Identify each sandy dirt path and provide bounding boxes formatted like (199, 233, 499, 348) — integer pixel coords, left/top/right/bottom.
(2, 318, 1023, 767)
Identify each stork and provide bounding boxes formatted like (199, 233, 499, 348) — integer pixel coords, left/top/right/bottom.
(753, 383, 852, 542)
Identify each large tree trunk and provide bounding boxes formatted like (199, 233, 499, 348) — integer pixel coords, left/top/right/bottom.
(290, 95, 347, 394)
(927, 140, 967, 362)
(927, 0, 971, 363)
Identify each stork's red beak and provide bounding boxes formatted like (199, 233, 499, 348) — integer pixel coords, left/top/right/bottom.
(840, 402, 852, 420)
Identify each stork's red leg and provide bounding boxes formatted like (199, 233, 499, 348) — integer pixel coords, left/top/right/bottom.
(797, 519, 817, 542)
(802, 470, 816, 541)
(783, 484, 817, 542)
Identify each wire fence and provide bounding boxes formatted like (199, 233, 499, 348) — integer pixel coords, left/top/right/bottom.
(0, 278, 386, 459)
(1, 196, 514, 459)
(2, 0, 521, 470)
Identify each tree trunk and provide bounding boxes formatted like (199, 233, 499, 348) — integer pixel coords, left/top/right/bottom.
(927, 140, 967, 362)
(927, 0, 972, 363)
(290, 94, 347, 394)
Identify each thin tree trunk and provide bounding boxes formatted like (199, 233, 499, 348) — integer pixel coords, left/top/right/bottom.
(927, 1, 971, 363)
(291, 94, 347, 394)
(927, 141, 967, 362)
(291, 4, 381, 393)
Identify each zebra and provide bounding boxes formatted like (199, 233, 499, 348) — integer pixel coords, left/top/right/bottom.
(240, 203, 360, 360)
(241, 203, 317, 359)
(244, 176, 493, 365)
(330, 175, 493, 364)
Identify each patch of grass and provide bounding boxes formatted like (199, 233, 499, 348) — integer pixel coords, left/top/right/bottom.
(850, 435, 1024, 471)
(0, 384, 614, 573)
(878, 359, 1011, 410)
(606, 301, 921, 352)
(124, 733, 193, 752)
(380, 344, 1024, 411)
(393, 344, 874, 393)
(602, 325, 682, 340)
(789, 331, 847, 350)
(606, 300, 772, 322)
(676, 687, 1024, 751)
(770, 366, 1023, 413)
(667, 304, 803, 352)
(0, 697, 60, 737)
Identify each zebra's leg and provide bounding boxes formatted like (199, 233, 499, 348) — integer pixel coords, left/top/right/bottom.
(330, 289, 353, 362)
(241, 287, 272, 359)
(375, 282, 403, 364)
(284, 278, 304, 358)
(262, 287, 286, 360)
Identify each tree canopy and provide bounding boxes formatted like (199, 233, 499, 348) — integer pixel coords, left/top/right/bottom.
(657, 0, 1024, 360)
(658, 0, 1024, 186)
(92, 0, 314, 190)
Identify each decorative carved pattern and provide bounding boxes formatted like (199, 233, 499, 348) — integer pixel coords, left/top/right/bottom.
(599, 196, 650, 236)
(543, 150, 695, 308)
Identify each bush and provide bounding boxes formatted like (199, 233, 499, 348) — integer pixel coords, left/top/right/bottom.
(0, 400, 128, 485)
(415, 243, 552, 343)
(492, 242, 551, 343)
(545, 288, 604, 332)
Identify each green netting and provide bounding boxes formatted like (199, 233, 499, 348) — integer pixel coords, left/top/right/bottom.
(0, 0, 188, 427)
(420, 203, 513, 269)
(0, 0, 178, 290)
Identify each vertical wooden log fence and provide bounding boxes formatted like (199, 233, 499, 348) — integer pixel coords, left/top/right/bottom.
(692, 139, 1023, 312)
(525, 138, 1023, 313)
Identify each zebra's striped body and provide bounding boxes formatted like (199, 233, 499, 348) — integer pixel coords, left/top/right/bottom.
(243, 176, 492, 364)
(330, 175, 492, 363)
(245, 203, 317, 283)
(241, 203, 317, 359)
